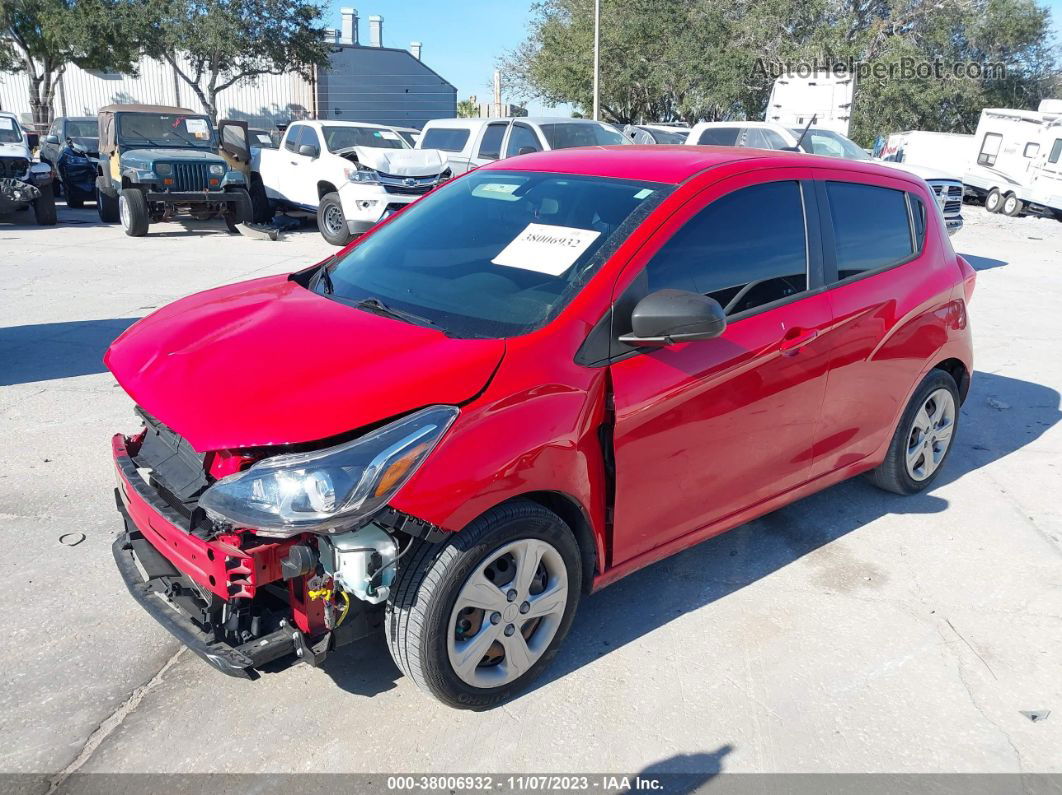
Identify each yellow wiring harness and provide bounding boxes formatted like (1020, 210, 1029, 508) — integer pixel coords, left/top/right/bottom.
(307, 587, 352, 627)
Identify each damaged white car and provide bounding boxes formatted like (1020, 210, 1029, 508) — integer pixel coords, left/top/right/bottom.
(253, 120, 450, 245)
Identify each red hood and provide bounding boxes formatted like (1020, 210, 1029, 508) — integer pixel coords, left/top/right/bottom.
(105, 274, 505, 451)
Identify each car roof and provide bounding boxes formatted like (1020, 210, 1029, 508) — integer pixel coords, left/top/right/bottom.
(59, 116, 96, 122)
(480, 145, 923, 185)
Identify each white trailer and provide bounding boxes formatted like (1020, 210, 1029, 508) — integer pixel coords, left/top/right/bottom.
(878, 131, 974, 179)
(962, 100, 1062, 218)
(765, 70, 855, 136)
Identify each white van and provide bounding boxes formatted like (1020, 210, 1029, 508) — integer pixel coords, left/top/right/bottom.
(415, 117, 630, 174)
(684, 120, 965, 234)
(963, 101, 1062, 218)
(879, 131, 974, 179)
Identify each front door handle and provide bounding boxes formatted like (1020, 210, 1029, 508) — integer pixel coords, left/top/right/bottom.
(778, 327, 819, 355)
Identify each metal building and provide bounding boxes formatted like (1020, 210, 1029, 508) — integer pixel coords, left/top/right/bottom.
(0, 8, 455, 131)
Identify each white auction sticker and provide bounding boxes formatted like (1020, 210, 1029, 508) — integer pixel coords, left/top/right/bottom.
(0, 117, 14, 130)
(492, 223, 601, 276)
(377, 130, 400, 141)
(185, 118, 209, 138)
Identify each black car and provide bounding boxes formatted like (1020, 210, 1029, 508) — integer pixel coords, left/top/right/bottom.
(40, 116, 99, 207)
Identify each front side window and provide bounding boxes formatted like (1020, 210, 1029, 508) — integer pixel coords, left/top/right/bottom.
(696, 127, 742, 146)
(117, 113, 215, 148)
(299, 126, 321, 153)
(645, 180, 808, 316)
(1049, 139, 1062, 164)
(825, 182, 913, 280)
(978, 132, 1002, 166)
(318, 171, 671, 338)
(477, 123, 506, 159)
(420, 127, 470, 152)
(284, 125, 305, 153)
(504, 124, 542, 157)
(646, 127, 689, 144)
(323, 125, 407, 152)
(538, 122, 627, 149)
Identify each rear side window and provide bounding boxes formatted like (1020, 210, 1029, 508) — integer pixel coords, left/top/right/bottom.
(504, 124, 542, 157)
(477, 123, 506, 159)
(696, 127, 742, 146)
(420, 127, 470, 152)
(825, 182, 913, 280)
(977, 133, 1002, 166)
(911, 195, 927, 250)
(1050, 139, 1062, 164)
(645, 181, 808, 316)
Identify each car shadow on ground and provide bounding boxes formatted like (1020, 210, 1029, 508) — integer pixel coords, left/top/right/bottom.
(0, 318, 140, 386)
(317, 370, 1059, 701)
(959, 252, 1007, 271)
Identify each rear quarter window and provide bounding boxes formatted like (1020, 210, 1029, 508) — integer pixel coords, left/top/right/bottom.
(420, 127, 471, 152)
(697, 127, 742, 146)
(825, 182, 914, 280)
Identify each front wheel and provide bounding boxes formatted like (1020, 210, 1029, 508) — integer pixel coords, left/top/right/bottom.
(34, 182, 57, 225)
(866, 369, 960, 495)
(317, 192, 354, 246)
(119, 189, 150, 236)
(984, 188, 1003, 214)
(386, 501, 582, 709)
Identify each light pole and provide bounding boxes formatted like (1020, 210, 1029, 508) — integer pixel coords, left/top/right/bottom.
(592, 0, 600, 121)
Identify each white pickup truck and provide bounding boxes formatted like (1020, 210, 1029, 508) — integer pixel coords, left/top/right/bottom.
(252, 120, 450, 245)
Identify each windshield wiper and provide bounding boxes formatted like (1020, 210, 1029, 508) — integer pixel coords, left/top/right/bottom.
(353, 296, 442, 331)
(314, 260, 335, 294)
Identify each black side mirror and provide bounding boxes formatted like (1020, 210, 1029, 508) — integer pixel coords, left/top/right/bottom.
(618, 289, 727, 347)
(517, 146, 539, 156)
(298, 143, 319, 158)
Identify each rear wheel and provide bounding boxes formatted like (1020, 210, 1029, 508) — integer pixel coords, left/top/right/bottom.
(386, 500, 582, 709)
(97, 187, 119, 223)
(33, 182, 57, 225)
(1002, 193, 1023, 217)
(317, 192, 353, 246)
(119, 189, 150, 236)
(985, 188, 1003, 213)
(866, 369, 960, 495)
(249, 176, 272, 224)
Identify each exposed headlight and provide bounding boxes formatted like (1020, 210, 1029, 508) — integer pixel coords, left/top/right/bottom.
(199, 405, 458, 536)
(155, 163, 173, 175)
(346, 165, 379, 184)
(209, 164, 225, 175)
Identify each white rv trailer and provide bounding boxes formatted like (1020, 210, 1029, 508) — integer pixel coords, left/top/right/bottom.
(963, 100, 1062, 218)
(879, 131, 974, 180)
(765, 70, 855, 136)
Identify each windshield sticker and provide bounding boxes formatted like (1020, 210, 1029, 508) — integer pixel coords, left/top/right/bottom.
(377, 130, 400, 141)
(472, 182, 521, 201)
(633, 188, 654, 199)
(185, 118, 210, 139)
(256, 134, 272, 144)
(0, 117, 14, 130)
(492, 223, 602, 276)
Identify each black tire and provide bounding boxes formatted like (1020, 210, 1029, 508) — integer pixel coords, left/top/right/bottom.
(33, 182, 57, 225)
(97, 187, 119, 223)
(119, 189, 150, 236)
(866, 369, 960, 495)
(317, 191, 354, 246)
(223, 188, 251, 233)
(1002, 193, 1023, 217)
(249, 176, 273, 224)
(985, 188, 1003, 214)
(386, 500, 582, 709)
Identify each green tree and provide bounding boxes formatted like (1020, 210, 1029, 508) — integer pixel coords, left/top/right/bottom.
(0, 0, 140, 130)
(138, 0, 330, 121)
(457, 97, 479, 117)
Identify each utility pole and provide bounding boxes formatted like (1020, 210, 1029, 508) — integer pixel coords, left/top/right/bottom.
(493, 69, 502, 118)
(592, 0, 600, 121)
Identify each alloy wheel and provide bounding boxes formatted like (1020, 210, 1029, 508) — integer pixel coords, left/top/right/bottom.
(324, 204, 345, 236)
(905, 387, 956, 481)
(119, 194, 130, 230)
(447, 538, 568, 688)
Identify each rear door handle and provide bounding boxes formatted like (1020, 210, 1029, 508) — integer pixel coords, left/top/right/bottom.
(778, 328, 819, 355)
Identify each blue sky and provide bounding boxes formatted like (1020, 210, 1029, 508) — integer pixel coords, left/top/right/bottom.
(327, 0, 1062, 119)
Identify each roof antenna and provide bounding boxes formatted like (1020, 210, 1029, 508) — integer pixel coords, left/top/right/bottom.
(791, 114, 817, 152)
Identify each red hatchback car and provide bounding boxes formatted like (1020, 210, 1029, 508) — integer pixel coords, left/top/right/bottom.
(107, 146, 975, 708)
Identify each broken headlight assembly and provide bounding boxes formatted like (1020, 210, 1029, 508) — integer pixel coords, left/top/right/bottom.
(199, 405, 458, 537)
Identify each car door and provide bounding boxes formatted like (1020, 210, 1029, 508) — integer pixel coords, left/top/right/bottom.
(608, 170, 833, 565)
(41, 119, 61, 164)
(809, 170, 952, 477)
(217, 119, 252, 173)
(272, 124, 307, 203)
(293, 125, 326, 208)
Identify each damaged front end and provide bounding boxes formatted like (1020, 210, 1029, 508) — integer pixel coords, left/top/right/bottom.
(112, 407, 453, 678)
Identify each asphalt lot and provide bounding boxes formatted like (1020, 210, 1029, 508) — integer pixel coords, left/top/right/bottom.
(1, 202, 1060, 784)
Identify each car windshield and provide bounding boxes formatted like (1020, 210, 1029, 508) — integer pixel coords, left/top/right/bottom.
(539, 122, 629, 149)
(646, 127, 689, 144)
(66, 119, 99, 138)
(795, 128, 870, 161)
(323, 126, 410, 152)
(318, 170, 671, 338)
(0, 116, 24, 143)
(118, 113, 216, 148)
